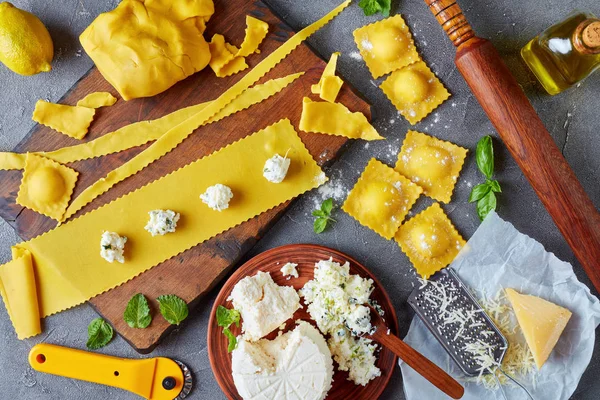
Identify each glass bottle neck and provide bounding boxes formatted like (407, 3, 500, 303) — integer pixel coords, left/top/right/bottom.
(573, 19, 600, 54)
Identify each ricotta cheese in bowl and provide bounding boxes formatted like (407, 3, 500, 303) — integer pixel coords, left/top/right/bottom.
(232, 321, 334, 400)
(300, 258, 382, 386)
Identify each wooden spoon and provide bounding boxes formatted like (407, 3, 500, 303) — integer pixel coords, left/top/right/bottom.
(365, 305, 465, 399)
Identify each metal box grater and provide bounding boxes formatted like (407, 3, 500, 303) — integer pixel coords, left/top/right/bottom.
(407, 268, 508, 376)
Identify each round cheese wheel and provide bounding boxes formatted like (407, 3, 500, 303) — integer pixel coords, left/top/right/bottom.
(361, 181, 395, 215)
(369, 27, 408, 62)
(408, 145, 451, 182)
(28, 166, 66, 203)
(410, 222, 450, 258)
(394, 69, 430, 104)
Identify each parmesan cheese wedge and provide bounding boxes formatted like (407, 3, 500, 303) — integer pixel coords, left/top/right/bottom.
(505, 288, 572, 369)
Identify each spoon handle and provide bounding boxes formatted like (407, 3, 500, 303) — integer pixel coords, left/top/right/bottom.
(375, 331, 464, 399)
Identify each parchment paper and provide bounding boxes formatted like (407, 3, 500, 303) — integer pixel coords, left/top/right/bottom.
(400, 211, 600, 400)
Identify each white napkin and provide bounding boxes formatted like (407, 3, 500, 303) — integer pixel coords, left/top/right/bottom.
(400, 211, 600, 400)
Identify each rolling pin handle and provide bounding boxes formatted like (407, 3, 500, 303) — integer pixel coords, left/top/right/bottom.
(424, 0, 475, 47)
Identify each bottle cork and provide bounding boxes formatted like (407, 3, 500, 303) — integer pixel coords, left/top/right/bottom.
(574, 19, 600, 54)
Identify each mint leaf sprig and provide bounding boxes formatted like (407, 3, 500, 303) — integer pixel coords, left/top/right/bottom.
(216, 305, 241, 352)
(358, 0, 391, 17)
(469, 136, 502, 221)
(87, 318, 114, 350)
(157, 294, 189, 325)
(313, 198, 336, 233)
(123, 293, 152, 329)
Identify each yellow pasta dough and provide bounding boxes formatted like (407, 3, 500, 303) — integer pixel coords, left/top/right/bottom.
(299, 98, 383, 141)
(76, 92, 118, 108)
(381, 61, 450, 125)
(353, 15, 420, 79)
(0, 119, 326, 340)
(395, 130, 467, 203)
(16, 154, 78, 221)
(343, 158, 422, 239)
(32, 100, 96, 140)
(237, 16, 269, 57)
(311, 52, 344, 102)
(395, 203, 465, 278)
(208, 34, 249, 78)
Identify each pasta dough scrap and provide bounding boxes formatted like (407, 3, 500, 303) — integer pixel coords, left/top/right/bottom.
(237, 16, 269, 57)
(209, 35, 249, 78)
(32, 100, 96, 140)
(16, 154, 78, 221)
(1, 119, 326, 340)
(299, 98, 383, 141)
(395, 130, 467, 203)
(353, 15, 420, 79)
(381, 61, 450, 125)
(343, 158, 422, 239)
(76, 92, 117, 108)
(395, 203, 465, 278)
(311, 52, 344, 102)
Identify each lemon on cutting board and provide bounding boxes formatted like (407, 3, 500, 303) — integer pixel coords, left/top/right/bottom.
(0, 2, 53, 75)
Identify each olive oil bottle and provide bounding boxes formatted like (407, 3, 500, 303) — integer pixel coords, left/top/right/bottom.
(521, 11, 600, 95)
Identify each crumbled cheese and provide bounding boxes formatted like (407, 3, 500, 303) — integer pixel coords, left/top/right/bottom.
(280, 262, 299, 279)
(100, 231, 127, 263)
(200, 184, 233, 211)
(263, 153, 291, 183)
(144, 209, 180, 236)
(300, 258, 381, 385)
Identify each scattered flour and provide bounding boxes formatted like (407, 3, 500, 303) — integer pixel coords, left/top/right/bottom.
(349, 51, 362, 61)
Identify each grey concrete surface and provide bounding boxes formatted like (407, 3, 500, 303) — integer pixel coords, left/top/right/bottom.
(0, 0, 598, 399)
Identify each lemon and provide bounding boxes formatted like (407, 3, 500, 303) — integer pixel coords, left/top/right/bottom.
(0, 2, 53, 75)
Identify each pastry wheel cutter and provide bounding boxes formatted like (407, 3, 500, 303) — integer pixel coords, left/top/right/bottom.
(28, 343, 193, 399)
(407, 268, 534, 399)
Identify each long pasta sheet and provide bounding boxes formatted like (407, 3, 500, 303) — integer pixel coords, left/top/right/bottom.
(62, 1, 350, 221)
(0, 119, 326, 339)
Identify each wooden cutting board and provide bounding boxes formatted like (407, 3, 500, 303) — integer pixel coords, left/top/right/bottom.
(0, 0, 370, 353)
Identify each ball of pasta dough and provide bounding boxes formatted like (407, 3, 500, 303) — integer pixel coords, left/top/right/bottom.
(394, 69, 430, 104)
(368, 27, 408, 62)
(408, 145, 452, 182)
(28, 167, 66, 203)
(410, 222, 450, 258)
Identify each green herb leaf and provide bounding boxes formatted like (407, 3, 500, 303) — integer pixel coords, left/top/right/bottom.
(157, 295, 189, 325)
(358, 0, 391, 16)
(469, 182, 492, 203)
(312, 210, 327, 217)
(223, 328, 238, 353)
(476, 136, 494, 179)
(123, 293, 152, 329)
(216, 305, 240, 328)
(321, 198, 334, 215)
(314, 217, 328, 234)
(488, 179, 502, 193)
(87, 318, 114, 350)
(476, 191, 497, 221)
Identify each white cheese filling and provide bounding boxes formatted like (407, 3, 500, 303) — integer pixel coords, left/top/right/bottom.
(263, 153, 291, 183)
(228, 271, 300, 341)
(144, 209, 180, 236)
(200, 183, 233, 211)
(300, 258, 381, 385)
(280, 262, 299, 279)
(99, 231, 127, 263)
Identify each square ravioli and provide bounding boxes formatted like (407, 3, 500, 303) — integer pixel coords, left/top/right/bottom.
(342, 158, 423, 239)
(395, 130, 467, 203)
(16, 154, 79, 221)
(380, 61, 450, 124)
(353, 15, 420, 79)
(395, 203, 465, 278)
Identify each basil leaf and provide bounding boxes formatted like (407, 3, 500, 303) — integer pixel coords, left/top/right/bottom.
(223, 328, 238, 352)
(468, 183, 491, 203)
(358, 0, 382, 16)
(476, 135, 494, 179)
(476, 191, 497, 221)
(488, 179, 502, 193)
(314, 217, 328, 234)
(379, 0, 392, 16)
(123, 293, 152, 329)
(157, 295, 189, 325)
(312, 209, 327, 217)
(87, 318, 114, 350)
(321, 198, 334, 215)
(216, 305, 240, 328)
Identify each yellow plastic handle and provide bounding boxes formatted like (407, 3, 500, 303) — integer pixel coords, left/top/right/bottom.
(28, 343, 184, 400)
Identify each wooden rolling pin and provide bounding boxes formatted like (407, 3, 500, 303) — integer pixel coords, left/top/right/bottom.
(423, 0, 600, 291)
